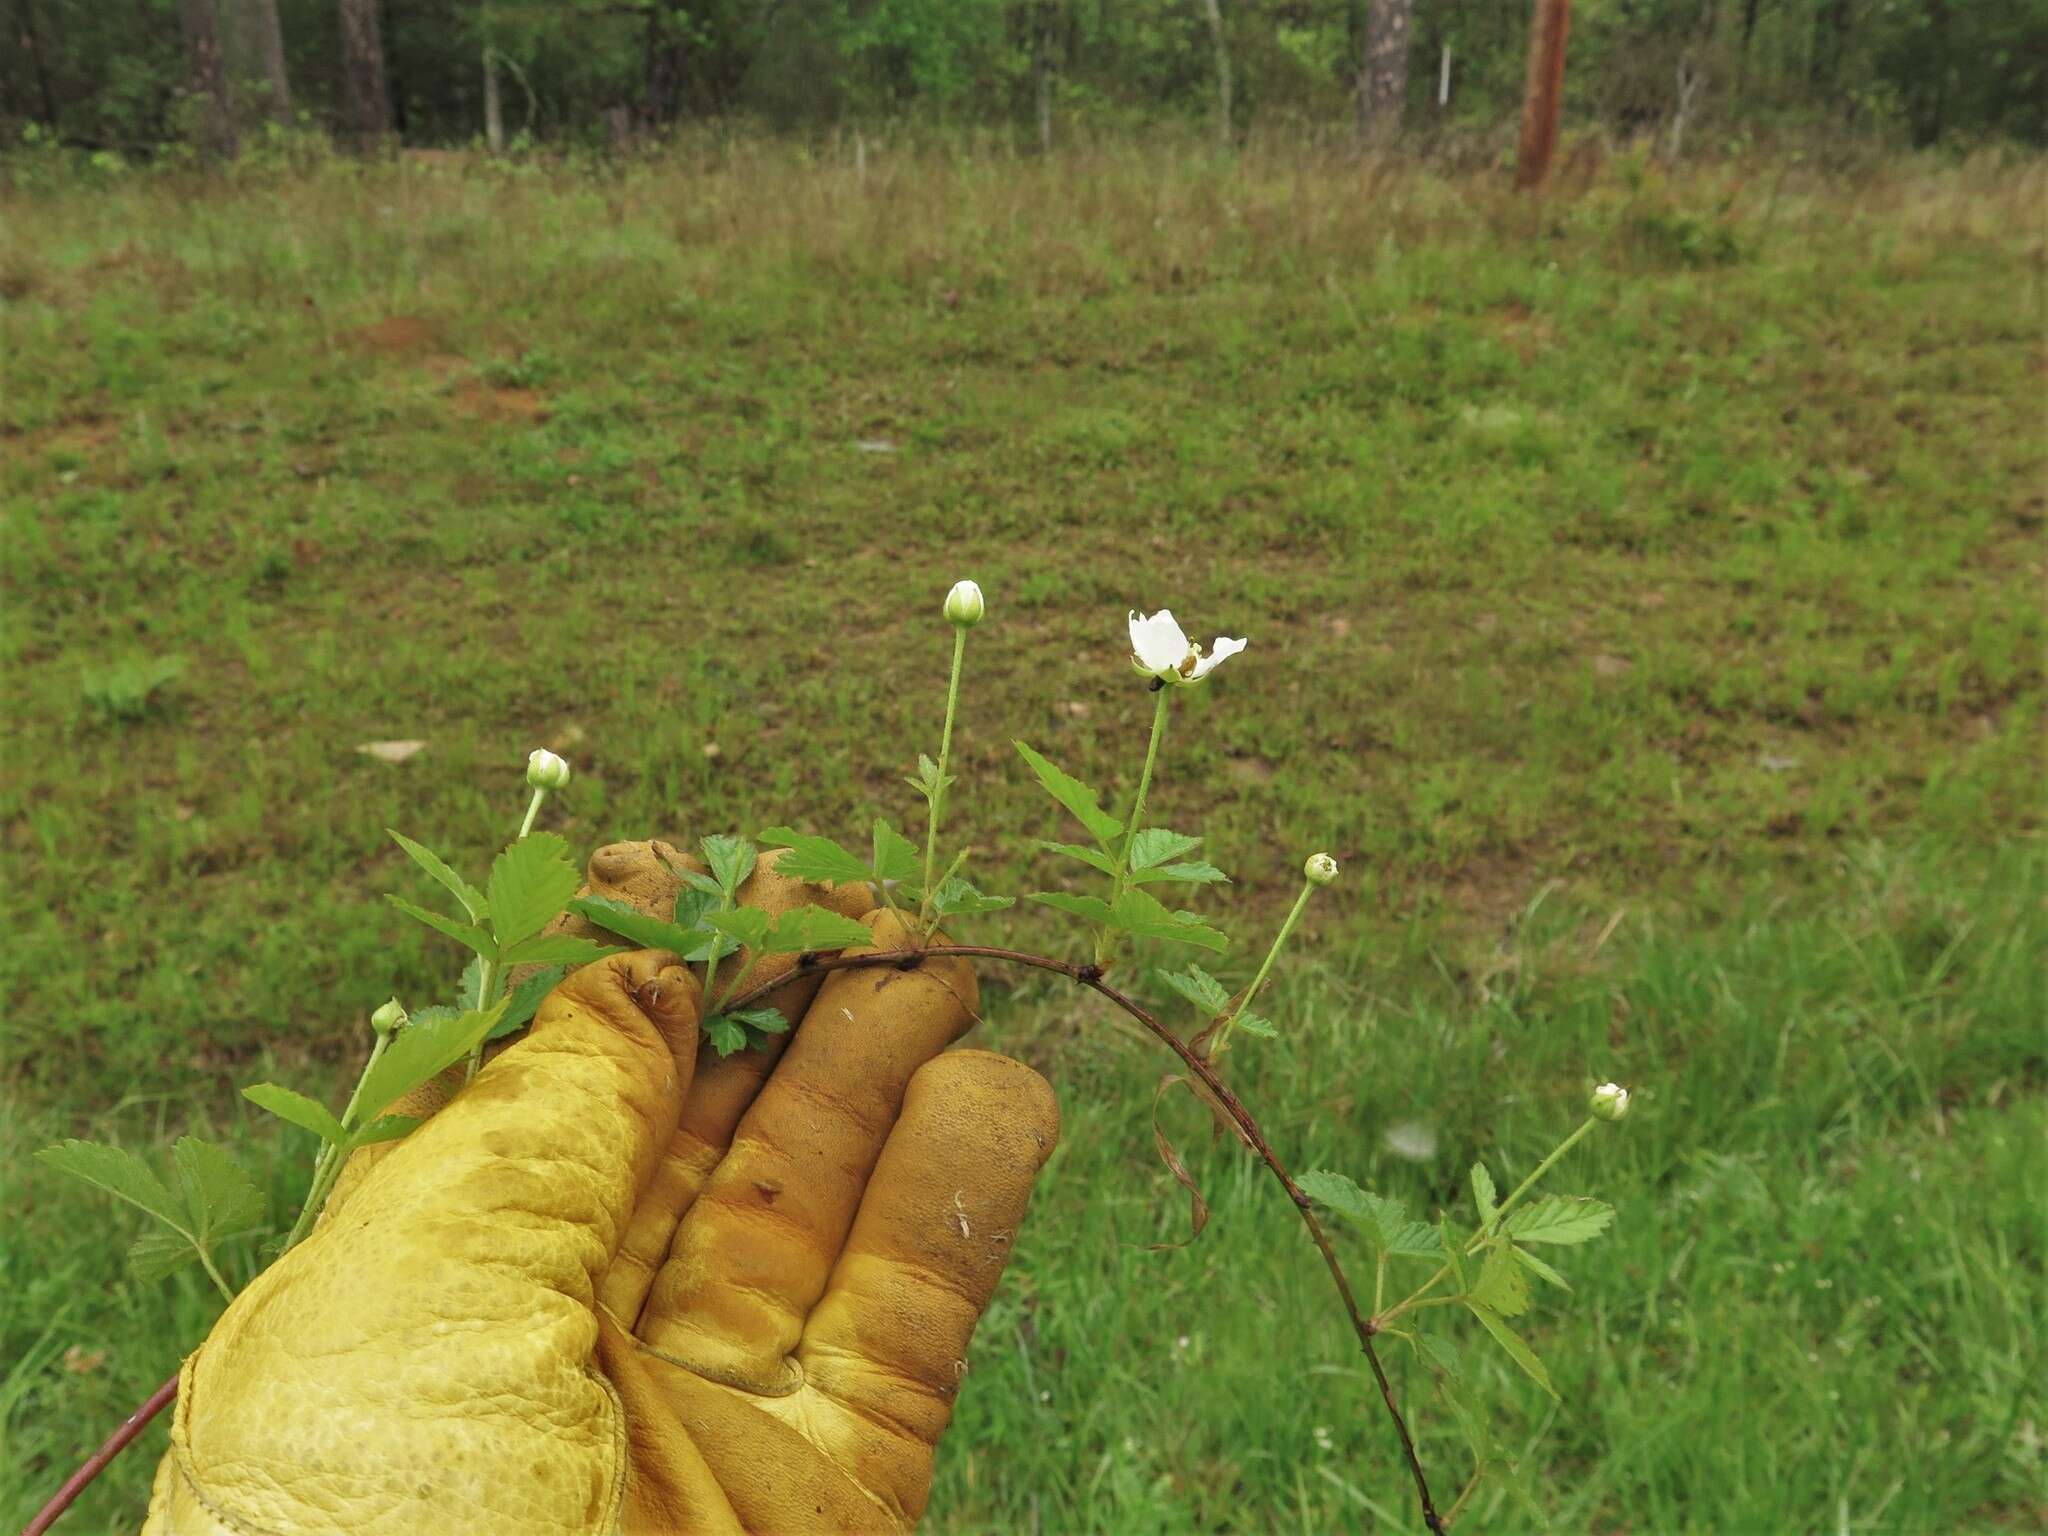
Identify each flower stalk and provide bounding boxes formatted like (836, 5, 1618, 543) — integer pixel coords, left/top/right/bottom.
(920, 623, 970, 931)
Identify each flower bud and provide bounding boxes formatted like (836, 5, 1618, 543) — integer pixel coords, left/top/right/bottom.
(526, 748, 572, 792)
(1590, 1082, 1631, 1122)
(371, 998, 408, 1036)
(1304, 852, 1339, 886)
(944, 579, 985, 628)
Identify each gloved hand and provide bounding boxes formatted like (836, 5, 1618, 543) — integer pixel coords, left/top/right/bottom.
(144, 841, 1060, 1535)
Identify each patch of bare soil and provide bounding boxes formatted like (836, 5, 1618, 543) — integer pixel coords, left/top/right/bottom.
(342, 314, 442, 356)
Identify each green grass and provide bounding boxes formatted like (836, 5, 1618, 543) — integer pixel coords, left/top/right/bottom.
(3, 136, 2042, 1531)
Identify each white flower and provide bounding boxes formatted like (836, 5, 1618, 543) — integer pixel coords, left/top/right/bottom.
(943, 579, 985, 627)
(1591, 1082, 1631, 1122)
(371, 999, 408, 1036)
(1304, 852, 1339, 886)
(526, 748, 572, 792)
(1127, 609, 1247, 686)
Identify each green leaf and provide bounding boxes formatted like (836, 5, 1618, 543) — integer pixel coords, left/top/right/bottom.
(929, 877, 1015, 919)
(1472, 1244, 1533, 1318)
(758, 827, 871, 887)
(1128, 828, 1202, 869)
(1384, 1219, 1445, 1258)
(1130, 860, 1231, 886)
(241, 1084, 345, 1144)
(1471, 1162, 1499, 1230)
(1502, 1195, 1616, 1246)
(1231, 1011, 1278, 1038)
(1014, 741, 1124, 848)
(1436, 1373, 1495, 1463)
(349, 1115, 421, 1147)
(871, 819, 920, 889)
(673, 886, 719, 931)
(1500, 1460, 1554, 1530)
(172, 1137, 265, 1244)
(405, 1004, 458, 1031)
(1512, 1243, 1572, 1290)
(128, 1228, 200, 1283)
(456, 954, 486, 1009)
(1109, 888, 1227, 952)
(677, 869, 723, 897)
(1415, 1332, 1463, 1381)
(1439, 1215, 1468, 1289)
(386, 894, 497, 960)
(356, 1000, 508, 1121)
(36, 1140, 184, 1228)
(489, 966, 568, 1040)
(703, 907, 772, 952)
(905, 753, 956, 800)
(700, 834, 757, 898)
(569, 895, 701, 954)
(703, 1015, 749, 1057)
(486, 832, 581, 951)
(1467, 1302, 1560, 1400)
(1036, 840, 1116, 875)
(762, 904, 876, 955)
(1027, 891, 1114, 925)
(1297, 1171, 1435, 1254)
(1298, 1169, 1376, 1224)
(388, 829, 485, 920)
(1160, 965, 1230, 1015)
(726, 1004, 792, 1036)
(500, 932, 620, 967)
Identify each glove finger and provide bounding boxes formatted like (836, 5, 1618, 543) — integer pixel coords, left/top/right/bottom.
(794, 1050, 1059, 1524)
(601, 850, 875, 1328)
(634, 908, 976, 1390)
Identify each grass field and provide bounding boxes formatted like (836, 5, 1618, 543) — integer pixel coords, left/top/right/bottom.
(3, 135, 2043, 1531)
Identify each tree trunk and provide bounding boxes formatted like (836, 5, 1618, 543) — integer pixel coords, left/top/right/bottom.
(248, 0, 290, 123)
(222, 0, 292, 126)
(1514, 0, 1571, 190)
(1809, 0, 1849, 85)
(1196, 0, 1230, 147)
(1355, 0, 1413, 140)
(483, 47, 504, 153)
(1034, 3, 1055, 153)
(16, 0, 62, 127)
(177, 0, 238, 157)
(1740, 0, 1761, 51)
(337, 0, 392, 150)
(1668, 56, 1704, 159)
(641, 7, 686, 128)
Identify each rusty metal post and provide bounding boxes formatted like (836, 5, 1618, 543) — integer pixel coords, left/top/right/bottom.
(1515, 0, 1572, 190)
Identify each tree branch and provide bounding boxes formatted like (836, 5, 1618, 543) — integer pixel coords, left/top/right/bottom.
(727, 943, 1445, 1532)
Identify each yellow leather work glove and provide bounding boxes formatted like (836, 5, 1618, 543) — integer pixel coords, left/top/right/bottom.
(144, 842, 1060, 1535)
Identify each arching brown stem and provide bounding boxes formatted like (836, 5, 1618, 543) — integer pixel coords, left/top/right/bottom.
(24, 1371, 178, 1536)
(727, 943, 1446, 1532)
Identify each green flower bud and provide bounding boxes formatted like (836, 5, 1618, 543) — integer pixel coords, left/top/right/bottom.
(526, 748, 572, 792)
(371, 998, 408, 1036)
(1304, 852, 1339, 886)
(944, 579, 986, 628)
(1590, 1082, 1631, 1122)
